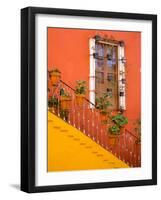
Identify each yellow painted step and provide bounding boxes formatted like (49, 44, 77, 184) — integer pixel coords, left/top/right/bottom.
(48, 111, 129, 172)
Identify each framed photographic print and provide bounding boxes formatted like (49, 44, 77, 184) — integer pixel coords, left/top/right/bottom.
(21, 7, 157, 193)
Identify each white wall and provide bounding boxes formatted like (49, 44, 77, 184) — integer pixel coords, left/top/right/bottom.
(0, 0, 160, 199)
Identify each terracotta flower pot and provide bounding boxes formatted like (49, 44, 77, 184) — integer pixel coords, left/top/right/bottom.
(50, 71, 61, 86)
(48, 106, 53, 113)
(60, 96, 71, 110)
(121, 78, 126, 84)
(100, 111, 107, 121)
(108, 134, 118, 145)
(53, 107, 58, 115)
(110, 110, 119, 117)
(75, 94, 85, 106)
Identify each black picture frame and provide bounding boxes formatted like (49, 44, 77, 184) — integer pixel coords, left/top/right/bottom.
(21, 6, 157, 193)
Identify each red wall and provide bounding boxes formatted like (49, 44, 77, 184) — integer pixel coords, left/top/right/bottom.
(48, 28, 141, 131)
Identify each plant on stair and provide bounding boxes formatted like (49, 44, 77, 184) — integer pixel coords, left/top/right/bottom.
(75, 80, 87, 106)
(109, 125, 120, 135)
(48, 97, 54, 112)
(59, 109, 70, 122)
(108, 114, 128, 145)
(111, 114, 128, 134)
(108, 124, 120, 145)
(48, 79, 53, 99)
(95, 93, 112, 123)
(48, 96, 59, 114)
(49, 68, 61, 86)
(133, 119, 141, 144)
(60, 88, 72, 110)
(59, 88, 71, 121)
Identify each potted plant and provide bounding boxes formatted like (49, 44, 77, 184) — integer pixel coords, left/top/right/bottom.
(99, 110, 108, 122)
(120, 91, 124, 96)
(107, 54, 112, 61)
(111, 114, 128, 134)
(108, 125, 120, 145)
(60, 88, 72, 110)
(119, 71, 125, 76)
(133, 119, 141, 144)
(110, 110, 116, 116)
(75, 80, 87, 106)
(119, 40, 125, 47)
(49, 68, 61, 86)
(94, 35, 101, 42)
(60, 109, 69, 121)
(96, 93, 112, 123)
(48, 97, 54, 112)
(121, 78, 126, 84)
(107, 88, 113, 97)
(52, 96, 59, 114)
(48, 96, 59, 114)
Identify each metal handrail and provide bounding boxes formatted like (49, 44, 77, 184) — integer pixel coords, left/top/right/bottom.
(125, 129, 139, 139)
(61, 79, 140, 140)
(60, 79, 96, 107)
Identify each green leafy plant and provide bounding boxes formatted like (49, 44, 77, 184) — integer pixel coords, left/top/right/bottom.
(96, 93, 112, 113)
(75, 80, 87, 95)
(60, 109, 69, 121)
(60, 88, 72, 111)
(109, 125, 120, 135)
(106, 88, 113, 98)
(48, 96, 59, 108)
(112, 114, 128, 127)
(49, 68, 61, 74)
(60, 88, 71, 98)
(108, 114, 128, 135)
(49, 68, 61, 86)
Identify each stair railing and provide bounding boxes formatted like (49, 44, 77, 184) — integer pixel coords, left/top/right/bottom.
(48, 79, 141, 167)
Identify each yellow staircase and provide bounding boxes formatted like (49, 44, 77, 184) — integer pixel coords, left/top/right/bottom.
(48, 111, 129, 172)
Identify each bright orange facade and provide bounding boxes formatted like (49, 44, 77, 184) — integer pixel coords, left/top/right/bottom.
(48, 28, 141, 132)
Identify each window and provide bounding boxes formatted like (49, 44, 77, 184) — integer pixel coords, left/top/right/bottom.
(89, 37, 126, 110)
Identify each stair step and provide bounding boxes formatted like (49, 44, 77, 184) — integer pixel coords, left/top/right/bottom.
(48, 111, 129, 172)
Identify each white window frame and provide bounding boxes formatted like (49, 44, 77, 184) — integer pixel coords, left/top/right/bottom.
(89, 38, 126, 110)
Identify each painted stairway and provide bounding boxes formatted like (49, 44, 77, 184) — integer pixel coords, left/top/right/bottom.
(48, 79, 141, 168)
(48, 111, 129, 171)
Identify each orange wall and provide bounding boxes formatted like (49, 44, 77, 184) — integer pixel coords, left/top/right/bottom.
(48, 28, 141, 130)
